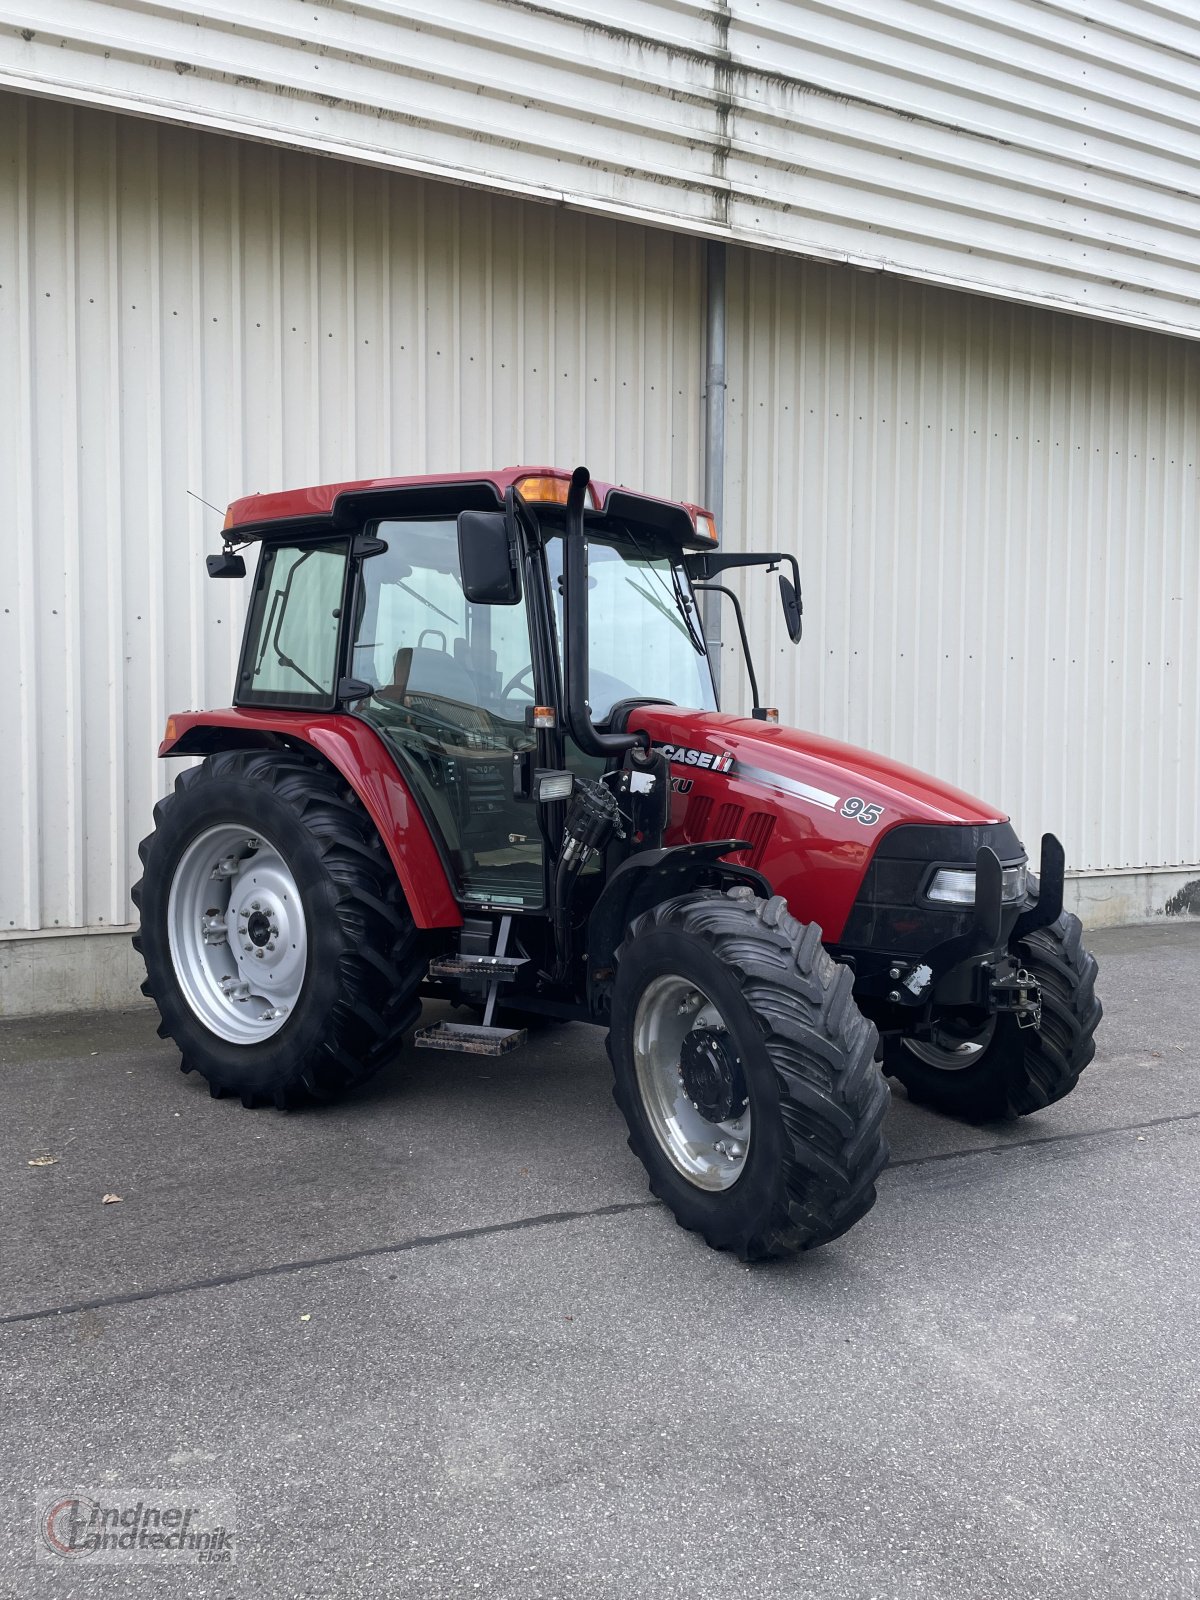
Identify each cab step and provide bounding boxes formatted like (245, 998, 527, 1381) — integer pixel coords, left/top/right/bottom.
(413, 1021, 527, 1056)
(427, 954, 527, 981)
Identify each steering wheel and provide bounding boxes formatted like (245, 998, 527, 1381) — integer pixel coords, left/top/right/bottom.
(501, 663, 536, 701)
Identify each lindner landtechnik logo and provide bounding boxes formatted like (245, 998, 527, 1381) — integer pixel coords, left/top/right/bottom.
(38, 1492, 236, 1565)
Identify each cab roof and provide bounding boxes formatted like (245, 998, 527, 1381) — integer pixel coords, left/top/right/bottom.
(223, 466, 718, 550)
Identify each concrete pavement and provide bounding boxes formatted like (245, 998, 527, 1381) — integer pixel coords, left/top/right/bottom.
(1, 922, 1197, 1598)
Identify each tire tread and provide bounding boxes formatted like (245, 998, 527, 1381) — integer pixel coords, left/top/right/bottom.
(610, 889, 890, 1261)
(886, 911, 1102, 1121)
(131, 750, 423, 1107)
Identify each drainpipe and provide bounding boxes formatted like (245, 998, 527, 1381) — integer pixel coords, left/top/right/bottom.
(702, 239, 727, 696)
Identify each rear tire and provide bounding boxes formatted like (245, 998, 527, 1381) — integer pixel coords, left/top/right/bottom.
(132, 750, 423, 1108)
(885, 911, 1102, 1122)
(608, 887, 890, 1261)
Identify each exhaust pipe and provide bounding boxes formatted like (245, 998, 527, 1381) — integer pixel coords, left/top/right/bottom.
(562, 466, 639, 759)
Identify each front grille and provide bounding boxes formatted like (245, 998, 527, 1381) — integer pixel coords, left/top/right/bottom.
(713, 801, 743, 839)
(839, 820, 1026, 955)
(682, 794, 775, 869)
(681, 793, 713, 841)
(737, 810, 776, 869)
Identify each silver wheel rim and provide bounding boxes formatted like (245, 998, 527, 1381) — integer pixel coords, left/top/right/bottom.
(903, 1016, 997, 1072)
(166, 824, 308, 1045)
(632, 975, 751, 1192)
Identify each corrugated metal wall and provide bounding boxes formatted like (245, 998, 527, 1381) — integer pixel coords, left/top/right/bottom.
(4, 0, 1200, 338)
(722, 250, 1200, 873)
(0, 92, 705, 934)
(2, 91, 1197, 947)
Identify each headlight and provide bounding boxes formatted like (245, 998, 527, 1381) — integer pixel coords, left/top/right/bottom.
(927, 864, 1027, 905)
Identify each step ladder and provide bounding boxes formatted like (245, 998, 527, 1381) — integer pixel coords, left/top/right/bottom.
(416, 914, 528, 1056)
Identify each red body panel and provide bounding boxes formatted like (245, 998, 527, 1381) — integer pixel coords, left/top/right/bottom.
(159, 710, 461, 930)
(631, 708, 1007, 942)
(161, 705, 1005, 943)
(226, 465, 713, 533)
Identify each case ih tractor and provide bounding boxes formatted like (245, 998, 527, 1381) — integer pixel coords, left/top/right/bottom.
(133, 465, 1101, 1260)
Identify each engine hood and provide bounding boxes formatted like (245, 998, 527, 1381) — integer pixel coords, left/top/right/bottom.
(633, 708, 1005, 828)
(630, 707, 1010, 942)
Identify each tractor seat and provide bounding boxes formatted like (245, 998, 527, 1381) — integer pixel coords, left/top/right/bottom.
(378, 646, 479, 707)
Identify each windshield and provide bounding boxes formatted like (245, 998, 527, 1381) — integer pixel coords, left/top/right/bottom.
(546, 537, 717, 722)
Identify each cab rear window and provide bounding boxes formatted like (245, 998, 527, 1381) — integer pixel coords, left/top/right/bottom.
(236, 540, 348, 707)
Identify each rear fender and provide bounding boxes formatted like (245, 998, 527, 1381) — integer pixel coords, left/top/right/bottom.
(159, 709, 461, 929)
(585, 840, 770, 1018)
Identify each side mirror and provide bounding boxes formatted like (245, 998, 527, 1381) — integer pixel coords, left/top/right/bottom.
(458, 503, 520, 605)
(779, 573, 803, 643)
(207, 551, 246, 579)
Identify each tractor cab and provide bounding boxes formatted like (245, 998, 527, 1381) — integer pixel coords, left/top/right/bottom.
(227, 466, 797, 926)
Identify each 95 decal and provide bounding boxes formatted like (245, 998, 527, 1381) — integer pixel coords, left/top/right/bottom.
(840, 796, 884, 826)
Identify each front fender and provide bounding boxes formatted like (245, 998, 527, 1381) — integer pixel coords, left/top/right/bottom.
(159, 709, 461, 929)
(585, 840, 769, 1017)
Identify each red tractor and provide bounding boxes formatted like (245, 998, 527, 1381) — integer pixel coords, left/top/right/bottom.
(133, 465, 1101, 1260)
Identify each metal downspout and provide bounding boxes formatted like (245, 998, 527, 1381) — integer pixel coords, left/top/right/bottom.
(703, 239, 727, 698)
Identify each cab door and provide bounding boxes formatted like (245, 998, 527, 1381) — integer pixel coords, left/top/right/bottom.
(348, 515, 545, 909)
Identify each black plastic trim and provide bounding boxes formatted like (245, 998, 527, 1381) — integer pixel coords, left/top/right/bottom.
(837, 820, 1026, 960)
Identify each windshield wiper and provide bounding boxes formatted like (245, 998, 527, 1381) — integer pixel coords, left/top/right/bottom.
(622, 530, 708, 656)
(396, 578, 459, 629)
(264, 550, 328, 693)
(625, 576, 693, 646)
(274, 650, 325, 696)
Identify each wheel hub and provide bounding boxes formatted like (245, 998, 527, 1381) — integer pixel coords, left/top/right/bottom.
(166, 824, 308, 1044)
(630, 975, 752, 1192)
(679, 1027, 747, 1123)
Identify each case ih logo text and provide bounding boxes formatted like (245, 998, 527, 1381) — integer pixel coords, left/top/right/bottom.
(655, 743, 735, 774)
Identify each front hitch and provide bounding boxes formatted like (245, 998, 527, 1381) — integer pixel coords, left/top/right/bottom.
(988, 966, 1042, 1029)
(844, 834, 1065, 1036)
(869, 843, 1049, 1023)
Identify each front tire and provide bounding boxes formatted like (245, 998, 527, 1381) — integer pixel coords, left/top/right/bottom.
(608, 887, 890, 1261)
(132, 750, 423, 1108)
(885, 911, 1102, 1122)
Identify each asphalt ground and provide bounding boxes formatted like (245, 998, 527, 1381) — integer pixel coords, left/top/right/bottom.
(1, 921, 1198, 1599)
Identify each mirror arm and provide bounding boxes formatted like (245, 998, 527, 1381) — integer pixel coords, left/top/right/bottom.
(692, 582, 761, 710)
(687, 549, 802, 643)
(504, 484, 520, 566)
(688, 550, 798, 581)
(563, 466, 639, 758)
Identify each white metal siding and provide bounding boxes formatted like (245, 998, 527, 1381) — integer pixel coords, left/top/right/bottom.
(0, 92, 704, 933)
(3, 2, 1200, 339)
(722, 248, 1200, 873)
(2, 91, 1197, 946)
